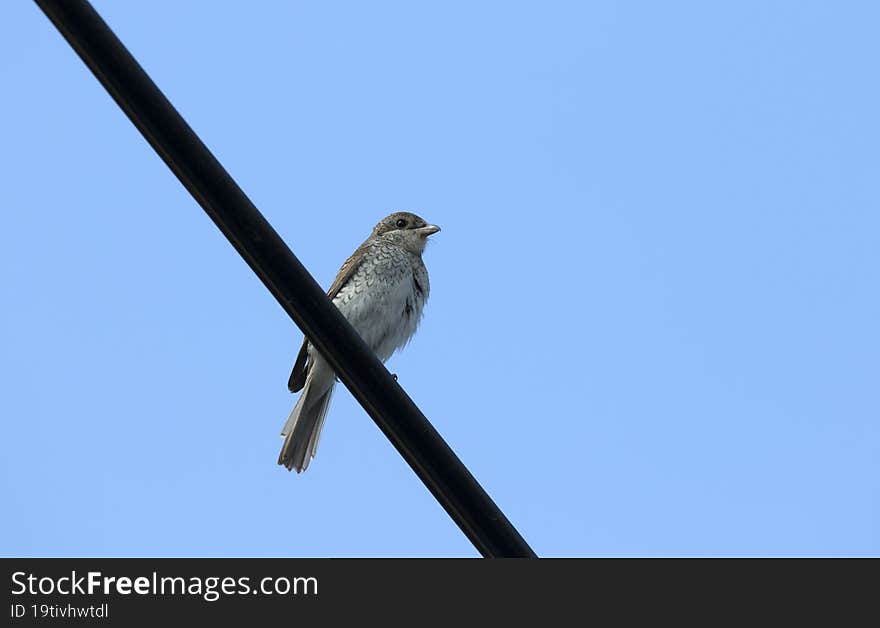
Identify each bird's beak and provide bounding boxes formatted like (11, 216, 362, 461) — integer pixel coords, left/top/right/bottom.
(416, 224, 441, 238)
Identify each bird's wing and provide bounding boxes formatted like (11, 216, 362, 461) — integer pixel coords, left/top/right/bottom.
(326, 239, 371, 300)
(287, 240, 371, 392)
(287, 340, 310, 392)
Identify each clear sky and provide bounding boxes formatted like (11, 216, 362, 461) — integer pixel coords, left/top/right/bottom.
(1, 1, 877, 557)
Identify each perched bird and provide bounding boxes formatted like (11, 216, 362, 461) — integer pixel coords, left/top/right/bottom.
(278, 211, 440, 473)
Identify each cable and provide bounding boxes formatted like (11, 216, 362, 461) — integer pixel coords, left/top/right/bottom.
(34, 0, 537, 558)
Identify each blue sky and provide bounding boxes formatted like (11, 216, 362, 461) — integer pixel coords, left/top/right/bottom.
(1, 1, 877, 557)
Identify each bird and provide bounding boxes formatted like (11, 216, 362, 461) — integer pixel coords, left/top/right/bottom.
(278, 211, 440, 473)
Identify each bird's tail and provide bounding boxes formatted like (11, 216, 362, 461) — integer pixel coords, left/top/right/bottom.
(278, 364, 335, 473)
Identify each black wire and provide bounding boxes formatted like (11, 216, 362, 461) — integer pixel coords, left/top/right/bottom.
(34, 0, 537, 558)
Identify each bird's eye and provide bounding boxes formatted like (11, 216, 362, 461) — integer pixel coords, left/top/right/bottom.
(395, 218, 407, 228)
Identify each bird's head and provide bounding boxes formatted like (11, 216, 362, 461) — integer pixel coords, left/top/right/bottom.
(373, 211, 440, 254)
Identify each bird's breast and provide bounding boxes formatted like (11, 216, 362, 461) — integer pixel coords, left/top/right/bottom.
(332, 246, 429, 362)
